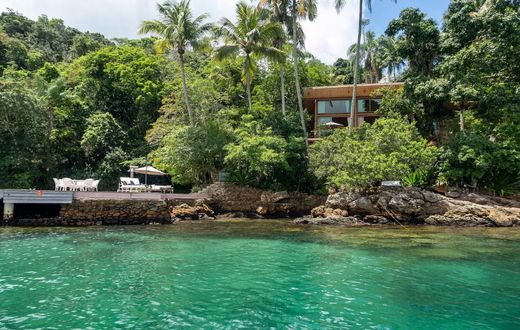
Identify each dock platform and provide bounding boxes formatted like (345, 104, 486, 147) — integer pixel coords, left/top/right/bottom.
(0, 190, 207, 204)
(1, 189, 208, 222)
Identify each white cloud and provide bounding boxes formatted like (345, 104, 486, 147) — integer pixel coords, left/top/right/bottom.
(1, 0, 358, 64)
(302, 0, 359, 64)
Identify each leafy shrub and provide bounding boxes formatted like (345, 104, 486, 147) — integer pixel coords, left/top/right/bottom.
(310, 117, 438, 190)
(80, 112, 127, 163)
(401, 169, 430, 188)
(438, 128, 520, 195)
(221, 106, 318, 192)
(149, 120, 232, 187)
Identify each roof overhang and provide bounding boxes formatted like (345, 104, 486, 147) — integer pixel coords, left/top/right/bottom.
(303, 82, 404, 100)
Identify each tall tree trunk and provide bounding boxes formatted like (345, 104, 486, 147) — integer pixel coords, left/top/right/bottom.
(459, 109, 465, 132)
(45, 105, 54, 177)
(292, 0, 308, 147)
(179, 52, 193, 125)
(350, 0, 363, 133)
(245, 53, 252, 112)
(280, 66, 286, 116)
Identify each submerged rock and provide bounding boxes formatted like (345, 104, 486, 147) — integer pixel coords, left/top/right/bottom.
(294, 216, 365, 226)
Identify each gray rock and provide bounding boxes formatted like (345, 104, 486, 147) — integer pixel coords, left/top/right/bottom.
(362, 215, 391, 224)
(349, 196, 378, 215)
(302, 187, 520, 227)
(424, 215, 495, 227)
(294, 216, 365, 226)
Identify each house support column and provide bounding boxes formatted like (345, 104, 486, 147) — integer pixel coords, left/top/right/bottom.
(3, 202, 14, 225)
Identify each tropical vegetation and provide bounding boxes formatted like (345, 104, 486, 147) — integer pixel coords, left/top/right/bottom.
(0, 0, 518, 196)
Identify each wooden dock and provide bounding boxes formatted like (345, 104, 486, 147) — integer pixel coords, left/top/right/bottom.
(1, 190, 208, 221)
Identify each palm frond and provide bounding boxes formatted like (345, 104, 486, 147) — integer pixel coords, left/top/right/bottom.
(140, 0, 211, 55)
(253, 45, 286, 62)
(138, 20, 166, 36)
(215, 44, 240, 61)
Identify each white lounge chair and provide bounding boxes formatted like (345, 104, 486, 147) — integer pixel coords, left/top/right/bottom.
(150, 185, 173, 193)
(118, 177, 146, 192)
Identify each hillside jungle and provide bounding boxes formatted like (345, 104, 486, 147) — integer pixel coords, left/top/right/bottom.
(0, 0, 519, 196)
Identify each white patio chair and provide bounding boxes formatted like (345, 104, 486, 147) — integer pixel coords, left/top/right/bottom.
(62, 178, 74, 191)
(92, 180, 100, 192)
(83, 179, 94, 191)
(53, 178, 63, 191)
(150, 185, 173, 193)
(118, 177, 132, 192)
(74, 180, 85, 192)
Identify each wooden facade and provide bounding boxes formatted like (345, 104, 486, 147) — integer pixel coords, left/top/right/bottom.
(303, 82, 403, 140)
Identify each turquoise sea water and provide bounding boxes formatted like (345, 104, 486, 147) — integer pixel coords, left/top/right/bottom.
(1, 220, 519, 329)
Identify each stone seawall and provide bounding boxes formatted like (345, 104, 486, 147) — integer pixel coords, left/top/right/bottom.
(201, 183, 325, 217)
(8, 199, 214, 226)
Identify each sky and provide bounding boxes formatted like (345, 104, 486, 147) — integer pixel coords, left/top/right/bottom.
(0, 0, 451, 64)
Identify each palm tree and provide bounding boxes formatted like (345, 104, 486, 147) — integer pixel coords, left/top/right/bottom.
(362, 31, 381, 83)
(139, 0, 212, 126)
(346, 32, 381, 84)
(259, 0, 316, 146)
(215, 1, 284, 112)
(264, 0, 289, 116)
(259, 0, 307, 118)
(376, 35, 403, 81)
(291, 0, 316, 146)
(335, 0, 396, 133)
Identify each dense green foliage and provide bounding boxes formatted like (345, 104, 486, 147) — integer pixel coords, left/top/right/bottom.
(0, 10, 111, 71)
(150, 120, 231, 186)
(324, 0, 520, 194)
(0, 0, 519, 196)
(0, 72, 47, 188)
(310, 118, 438, 189)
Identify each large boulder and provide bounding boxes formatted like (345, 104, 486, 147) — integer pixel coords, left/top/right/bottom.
(169, 203, 215, 221)
(297, 187, 520, 227)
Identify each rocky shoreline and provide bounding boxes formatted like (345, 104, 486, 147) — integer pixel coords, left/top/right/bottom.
(201, 182, 325, 217)
(5, 183, 520, 227)
(294, 187, 520, 227)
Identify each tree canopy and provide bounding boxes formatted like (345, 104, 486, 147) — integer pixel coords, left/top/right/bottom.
(0, 1, 519, 196)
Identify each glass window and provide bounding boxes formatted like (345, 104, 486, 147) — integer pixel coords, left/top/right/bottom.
(358, 99, 368, 113)
(369, 99, 382, 112)
(317, 100, 350, 114)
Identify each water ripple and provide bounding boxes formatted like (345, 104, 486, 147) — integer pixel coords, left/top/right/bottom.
(0, 222, 519, 329)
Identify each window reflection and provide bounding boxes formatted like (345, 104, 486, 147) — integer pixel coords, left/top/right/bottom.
(369, 99, 382, 112)
(317, 99, 379, 113)
(317, 100, 350, 114)
(358, 100, 368, 113)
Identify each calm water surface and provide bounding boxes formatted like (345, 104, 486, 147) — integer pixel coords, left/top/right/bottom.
(1, 220, 519, 329)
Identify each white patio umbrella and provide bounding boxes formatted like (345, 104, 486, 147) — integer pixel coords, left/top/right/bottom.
(320, 121, 344, 129)
(132, 165, 166, 185)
